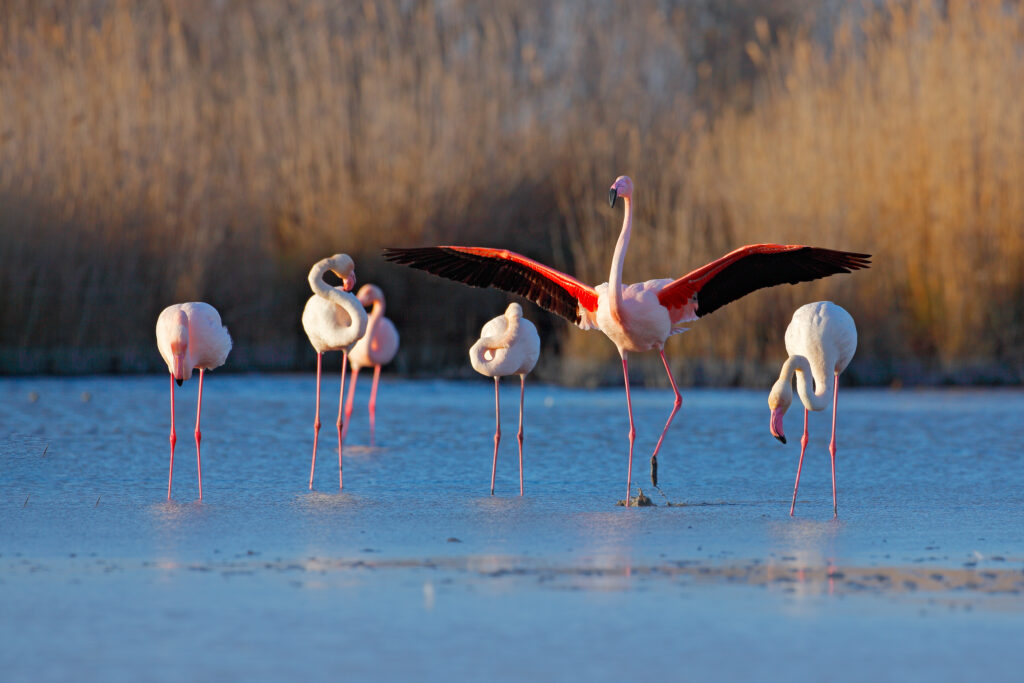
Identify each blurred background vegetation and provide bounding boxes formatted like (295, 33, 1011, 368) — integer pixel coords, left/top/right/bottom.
(2, 0, 1022, 385)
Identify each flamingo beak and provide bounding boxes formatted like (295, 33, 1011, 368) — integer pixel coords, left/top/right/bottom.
(172, 355, 185, 386)
(608, 188, 618, 208)
(770, 408, 786, 444)
(176, 378, 183, 387)
(342, 272, 357, 292)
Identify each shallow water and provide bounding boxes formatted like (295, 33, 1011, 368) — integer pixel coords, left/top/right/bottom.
(2, 375, 1023, 681)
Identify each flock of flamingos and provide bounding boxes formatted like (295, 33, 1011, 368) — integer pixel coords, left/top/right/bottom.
(155, 176, 870, 515)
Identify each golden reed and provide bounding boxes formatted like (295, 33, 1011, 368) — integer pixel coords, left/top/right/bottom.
(1, 1, 1020, 383)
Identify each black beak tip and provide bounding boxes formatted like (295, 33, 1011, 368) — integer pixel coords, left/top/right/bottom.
(608, 188, 618, 208)
(176, 378, 183, 387)
(774, 434, 786, 445)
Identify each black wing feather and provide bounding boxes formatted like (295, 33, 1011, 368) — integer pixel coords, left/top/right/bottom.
(696, 248, 871, 318)
(383, 247, 584, 324)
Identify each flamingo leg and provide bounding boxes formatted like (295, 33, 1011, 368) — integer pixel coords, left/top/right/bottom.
(343, 365, 360, 441)
(167, 374, 177, 500)
(194, 369, 205, 500)
(309, 352, 322, 490)
(621, 354, 637, 503)
(517, 374, 525, 496)
(490, 377, 501, 495)
(369, 365, 381, 447)
(649, 349, 682, 487)
(830, 373, 839, 517)
(337, 352, 348, 490)
(790, 408, 810, 516)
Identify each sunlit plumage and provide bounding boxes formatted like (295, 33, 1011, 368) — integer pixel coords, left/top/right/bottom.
(386, 176, 870, 500)
(155, 301, 231, 500)
(470, 303, 540, 495)
(344, 284, 400, 446)
(301, 254, 368, 490)
(768, 301, 858, 516)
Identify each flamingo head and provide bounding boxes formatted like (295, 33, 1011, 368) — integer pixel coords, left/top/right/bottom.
(168, 310, 190, 385)
(505, 302, 524, 319)
(356, 283, 384, 308)
(327, 253, 357, 291)
(767, 380, 792, 444)
(608, 175, 634, 208)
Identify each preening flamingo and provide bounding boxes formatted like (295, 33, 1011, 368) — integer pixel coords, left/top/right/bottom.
(156, 302, 232, 500)
(343, 284, 400, 446)
(469, 303, 540, 495)
(385, 175, 871, 501)
(301, 254, 368, 490)
(768, 301, 858, 517)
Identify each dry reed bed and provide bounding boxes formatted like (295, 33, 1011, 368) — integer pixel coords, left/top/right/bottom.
(0, 0, 1020, 383)
(690, 1, 1024, 382)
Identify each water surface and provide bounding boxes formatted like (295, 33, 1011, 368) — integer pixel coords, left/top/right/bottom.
(2, 376, 1022, 681)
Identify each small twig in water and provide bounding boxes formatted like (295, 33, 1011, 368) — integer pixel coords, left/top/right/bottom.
(41, 444, 49, 458)
(653, 484, 673, 504)
(95, 495, 102, 507)
(23, 494, 30, 507)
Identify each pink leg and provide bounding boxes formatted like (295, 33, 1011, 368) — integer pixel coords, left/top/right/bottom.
(790, 408, 810, 516)
(337, 352, 349, 490)
(343, 365, 359, 440)
(649, 349, 682, 486)
(830, 373, 839, 517)
(621, 354, 637, 502)
(490, 377, 501, 495)
(167, 374, 177, 500)
(369, 365, 382, 447)
(195, 369, 205, 500)
(517, 374, 525, 496)
(309, 352, 322, 490)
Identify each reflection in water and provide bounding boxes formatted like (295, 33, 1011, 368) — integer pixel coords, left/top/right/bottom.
(422, 581, 436, 610)
(768, 517, 843, 567)
(469, 496, 527, 513)
(465, 554, 518, 576)
(148, 498, 212, 561)
(763, 517, 846, 605)
(293, 491, 373, 512)
(4, 379, 1024, 597)
(340, 445, 385, 457)
(576, 510, 643, 554)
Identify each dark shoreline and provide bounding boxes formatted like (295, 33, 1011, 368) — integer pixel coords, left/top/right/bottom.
(3, 346, 1021, 388)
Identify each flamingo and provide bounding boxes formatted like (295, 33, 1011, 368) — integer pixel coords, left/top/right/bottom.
(301, 254, 368, 490)
(343, 284, 400, 446)
(155, 302, 232, 500)
(768, 301, 858, 517)
(384, 175, 871, 502)
(469, 303, 540, 496)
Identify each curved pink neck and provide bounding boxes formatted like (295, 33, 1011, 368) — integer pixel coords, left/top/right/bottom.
(608, 196, 632, 319)
(781, 355, 833, 411)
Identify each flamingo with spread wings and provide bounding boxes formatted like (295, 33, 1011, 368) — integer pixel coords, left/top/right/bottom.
(385, 175, 870, 501)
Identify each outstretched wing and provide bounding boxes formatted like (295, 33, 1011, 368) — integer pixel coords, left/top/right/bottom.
(383, 246, 600, 327)
(657, 245, 871, 323)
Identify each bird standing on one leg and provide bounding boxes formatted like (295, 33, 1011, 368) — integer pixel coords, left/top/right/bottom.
(767, 301, 858, 517)
(385, 175, 870, 502)
(156, 302, 231, 501)
(469, 303, 540, 496)
(302, 254, 368, 490)
(343, 284, 399, 447)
